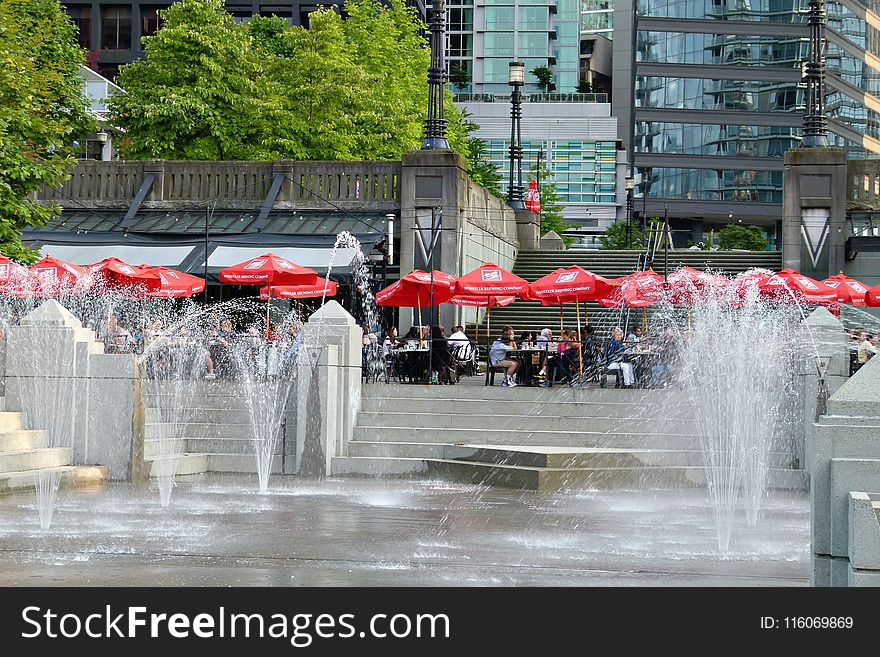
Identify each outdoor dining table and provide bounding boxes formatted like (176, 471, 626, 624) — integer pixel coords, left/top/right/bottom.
(622, 347, 663, 387)
(508, 346, 549, 387)
(391, 346, 429, 383)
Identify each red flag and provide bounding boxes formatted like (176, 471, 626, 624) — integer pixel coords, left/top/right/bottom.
(525, 179, 541, 213)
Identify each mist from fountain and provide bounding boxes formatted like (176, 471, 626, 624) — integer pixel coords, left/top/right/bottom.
(650, 269, 811, 551)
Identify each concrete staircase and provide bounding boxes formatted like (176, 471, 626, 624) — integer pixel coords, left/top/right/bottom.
(143, 381, 285, 477)
(0, 396, 109, 494)
(334, 385, 808, 492)
(472, 249, 783, 336)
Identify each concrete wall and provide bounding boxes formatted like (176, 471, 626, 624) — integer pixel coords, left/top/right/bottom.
(808, 351, 880, 586)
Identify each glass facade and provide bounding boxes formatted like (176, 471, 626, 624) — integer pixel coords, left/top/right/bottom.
(581, 0, 612, 38)
(631, 0, 880, 205)
(449, 0, 581, 93)
(483, 139, 619, 205)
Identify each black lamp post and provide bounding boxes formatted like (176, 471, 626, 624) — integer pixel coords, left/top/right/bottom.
(624, 173, 634, 248)
(421, 0, 449, 150)
(507, 61, 526, 209)
(803, 0, 828, 148)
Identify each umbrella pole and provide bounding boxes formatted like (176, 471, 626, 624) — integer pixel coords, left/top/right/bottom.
(687, 306, 692, 328)
(266, 285, 271, 338)
(417, 296, 422, 346)
(559, 303, 563, 333)
(583, 301, 588, 328)
(643, 306, 648, 336)
(576, 296, 583, 380)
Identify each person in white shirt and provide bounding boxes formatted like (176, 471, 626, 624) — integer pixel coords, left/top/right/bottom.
(448, 325, 468, 346)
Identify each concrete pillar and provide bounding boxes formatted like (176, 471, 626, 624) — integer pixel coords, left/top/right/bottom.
(400, 149, 520, 330)
(5, 300, 136, 480)
(302, 301, 361, 465)
(808, 353, 880, 586)
(516, 209, 540, 250)
(143, 160, 165, 201)
(782, 147, 847, 278)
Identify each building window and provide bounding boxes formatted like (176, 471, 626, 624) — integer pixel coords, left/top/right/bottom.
(101, 7, 132, 51)
(68, 5, 92, 50)
(140, 6, 165, 48)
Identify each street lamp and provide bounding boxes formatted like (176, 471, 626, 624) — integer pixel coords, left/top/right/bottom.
(421, 0, 449, 149)
(624, 174, 635, 248)
(507, 61, 526, 209)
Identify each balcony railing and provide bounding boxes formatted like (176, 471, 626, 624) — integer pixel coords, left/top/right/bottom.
(453, 92, 608, 103)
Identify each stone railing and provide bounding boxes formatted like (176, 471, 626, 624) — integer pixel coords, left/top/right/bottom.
(36, 160, 402, 212)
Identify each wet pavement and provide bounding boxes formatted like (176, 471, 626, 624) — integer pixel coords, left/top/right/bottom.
(0, 475, 810, 586)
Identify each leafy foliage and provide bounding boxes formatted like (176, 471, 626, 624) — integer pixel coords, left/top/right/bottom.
(718, 224, 767, 251)
(448, 64, 471, 91)
(0, 0, 94, 262)
(600, 220, 645, 250)
(462, 113, 502, 197)
(111, 0, 272, 160)
(529, 163, 576, 245)
(530, 65, 554, 93)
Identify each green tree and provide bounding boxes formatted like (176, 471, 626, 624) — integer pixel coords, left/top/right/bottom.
(0, 0, 94, 262)
(576, 79, 594, 94)
(529, 163, 576, 245)
(530, 65, 554, 93)
(718, 224, 767, 251)
(110, 0, 273, 160)
(249, 12, 364, 159)
(460, 113, 502, 197)
(448, 64, 471, 91)
(600, 220, 646, 250)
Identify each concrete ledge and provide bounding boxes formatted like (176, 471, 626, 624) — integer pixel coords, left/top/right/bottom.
(0, 465, 109, 495)
(848, 492, 880, 570)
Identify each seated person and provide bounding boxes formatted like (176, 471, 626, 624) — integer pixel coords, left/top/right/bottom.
(430, 325, 453, 382)
(626, 326, 644, 344)
(448, 325, 469, 346)
(858, 332, 878, 367)
(605, 326, 635, 387)
(382, 327, 400, 357)
(489, 325, 520, 387)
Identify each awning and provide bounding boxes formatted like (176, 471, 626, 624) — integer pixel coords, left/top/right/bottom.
(206, 246, 361, 274)
(39, 243, 197, 268)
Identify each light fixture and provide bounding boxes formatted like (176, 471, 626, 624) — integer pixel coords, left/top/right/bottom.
(508, 61, 525, 86)
(96, 131, 108, 143)
(625, 176, 634, 191)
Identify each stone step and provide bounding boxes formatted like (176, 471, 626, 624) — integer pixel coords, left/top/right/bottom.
(330, 456, 805, 492)
(0, 465, 109, 495)
(346, 441, 800, 469)
(0, 447, 72, 473)
(362, 385, 686, 403)
(0, 412, 25, 432)
(143, 437, 282, 459)
(351, 425, 703, 448)
(0, 430, 48, 453)
(146, 453, 282, 477)
(144, 422, 278, 440)
(144, 407, 296, 424)
(355, 411, 697, 433)
(359, 396, 696, 418)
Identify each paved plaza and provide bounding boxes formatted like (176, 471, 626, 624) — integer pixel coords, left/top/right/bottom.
(0, 475, 809, 586)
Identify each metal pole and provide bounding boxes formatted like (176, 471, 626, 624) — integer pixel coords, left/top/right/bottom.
(427, 207, 437, 383)
(204, 205, 210, 303)
(536, 148, 543, 232)
(803, 0, 828, 147)
(663, 203, 670, 289)
(421, 0, 449, 149)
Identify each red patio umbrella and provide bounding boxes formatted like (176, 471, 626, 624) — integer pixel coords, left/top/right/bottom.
(0, 256, 29, 294)
(259, 277, 337, 300)
(866, 283, 880, 307)
(88, 257, 161, 294)
(219, 253, 319, 335)
(26, 256, 92, 297)
(666, 267, 730, 305)
(219, 253, 319, 286)
(757, 269, 837, 304)
(455, 263, 529, 341)
(147, 267, 206, 298)
(821, 273, 870, 306)
(376, 269, 457, 331)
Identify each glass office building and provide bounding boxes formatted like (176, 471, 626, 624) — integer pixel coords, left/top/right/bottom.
(612, 0, 880, 230)
(447, 0, 581, 94)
